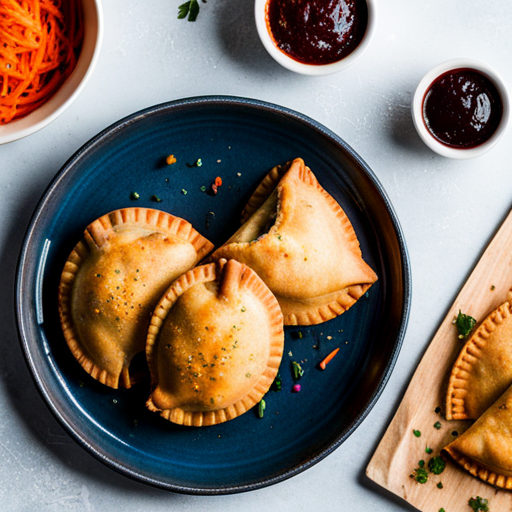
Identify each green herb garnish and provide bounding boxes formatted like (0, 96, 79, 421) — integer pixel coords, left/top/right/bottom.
(411, 466, 429, 484)
(469, 496, 489, 512)
(434, 421, 442, 430)
(292, 361, 304, 380)
(271, 373, 282, 392)
(439, 509, 445, 512)
(151, 195, 162, 202)
(130, 191, 140, 200)
(428, 456, 446, 475)
(413, 429, 421, 438)
(258, 399, 266, 418)
(178, 0, 201, 21)
(437, 482, 443, 489)
(455, 310, 476, 339)
(425, 446, 433, 454)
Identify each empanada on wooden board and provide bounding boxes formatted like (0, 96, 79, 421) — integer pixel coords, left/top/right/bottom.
(59, 207, 213, 389)
(444, 383, 512, 488)
(146, 259, 284, 427)
(211, 158, 377, 326)
(366, 209, 512, 512)
(446, 301, 512, 421)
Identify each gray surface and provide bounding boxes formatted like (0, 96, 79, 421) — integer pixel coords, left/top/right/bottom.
(1, 0, 512, 510)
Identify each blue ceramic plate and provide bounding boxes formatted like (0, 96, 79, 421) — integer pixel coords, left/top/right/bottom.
(16, 96, 410, 494)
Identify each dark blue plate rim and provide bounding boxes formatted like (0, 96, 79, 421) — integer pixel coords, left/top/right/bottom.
(15, 95, 411, 494)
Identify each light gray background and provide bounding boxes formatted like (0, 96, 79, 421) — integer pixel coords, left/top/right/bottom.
(2, 0, 512, 510)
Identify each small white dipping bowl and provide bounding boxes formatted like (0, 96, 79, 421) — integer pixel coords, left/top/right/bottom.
(411, 58, 510, 159)
(0, 0, 103, 145)
(254, 0, 376, 76)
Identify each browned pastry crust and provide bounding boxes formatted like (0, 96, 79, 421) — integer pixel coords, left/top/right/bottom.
(444, 383, 512, 489)
(146, 259, 284, 426)
(446, 301, 512, 420)
(58, 207, 214, 389)
(211, 158, 377, 325)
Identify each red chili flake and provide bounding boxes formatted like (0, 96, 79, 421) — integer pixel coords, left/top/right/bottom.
(292, 384, 301, 393)
(211, 184, 218, 195)
(215, 176, 223, 187)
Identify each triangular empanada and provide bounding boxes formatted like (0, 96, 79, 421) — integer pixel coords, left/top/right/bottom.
(444, 383, 512, 488)
(146, 259, 284, 427)
(446, 301, 512, 420)
(58, 207, 214, 389)
(210, 158, 377, 325)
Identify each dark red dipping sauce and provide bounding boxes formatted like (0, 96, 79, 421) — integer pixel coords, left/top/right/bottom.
(266, 0, 368, 65)
(422, 68, 503, 149)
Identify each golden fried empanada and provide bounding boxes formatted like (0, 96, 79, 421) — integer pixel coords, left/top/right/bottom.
(146, 259, 284, 426)
(58, 207, 213, 389)
(446, 301, 512, 420)
(210, 158, 377, 325)
(444, 383, 512, 488)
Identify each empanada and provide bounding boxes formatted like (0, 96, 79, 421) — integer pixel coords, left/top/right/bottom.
(446, 301, 512, 420)
(58, 207, 213, 389)
(444, 383, 512, 488)
(210, 158, 377, 325)
(146, 259, 284, 426)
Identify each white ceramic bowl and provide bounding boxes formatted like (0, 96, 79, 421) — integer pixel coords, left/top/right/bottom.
(0, 0, 103, 145)
(411, 58, 510, 159)
(254, 0, 376, 76)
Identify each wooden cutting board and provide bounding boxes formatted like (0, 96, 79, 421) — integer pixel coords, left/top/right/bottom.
(367, 209, 512, 512)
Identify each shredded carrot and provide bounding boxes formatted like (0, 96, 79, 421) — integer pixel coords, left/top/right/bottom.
(0, 0, 84, 124)
(319, 347, 340, 370)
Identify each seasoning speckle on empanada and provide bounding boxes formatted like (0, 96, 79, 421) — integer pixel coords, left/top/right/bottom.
(211, 158, 377, 325)
(146, 259, 284, 427)
(58, 207, 214, 389)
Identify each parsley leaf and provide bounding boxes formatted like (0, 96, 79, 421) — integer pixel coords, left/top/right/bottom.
(411, 466, 429, 484)
(455, 310, 476, 339)
(428, 456, 446, 475)
(469, 496, 489, 512)
(178, 0, 205, 21)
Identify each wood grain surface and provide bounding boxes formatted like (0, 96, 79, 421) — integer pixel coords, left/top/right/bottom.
(367, 209, 512, 512)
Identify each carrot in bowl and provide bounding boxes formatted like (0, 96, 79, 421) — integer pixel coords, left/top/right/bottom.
(0, 0, 84, 125)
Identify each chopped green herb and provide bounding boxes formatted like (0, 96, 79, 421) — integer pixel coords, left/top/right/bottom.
(413, 429, 421, 437)
(151, 195, 162, 202)
(491, 285, 496, 291)
(428, 456, 446, 475)
(292, 361, 304, 380)
(258, 399, 266, 418)
(246, 373, 251, 378)
(200, 185, 207, 192)
(130, 191, 140, 200)
(469, 496, 489, 512)
(439, 509, 445, 512)
(241, 306, 246, 312)
(411, 466, 429, 484)
(455, 310, 476, 339)
(181, 189, 188, 195)
(434, 421, 442, 430)
(115, 269, 120, 274)
(435, 406, 441, 414)
(425, 446, 433, 454)
(271, 373, 282, 392)
(196, 158, 202, 167)
(437, 482, 443, 489)
(418, 459, 425, 468)
(178, 0, 201, 21)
